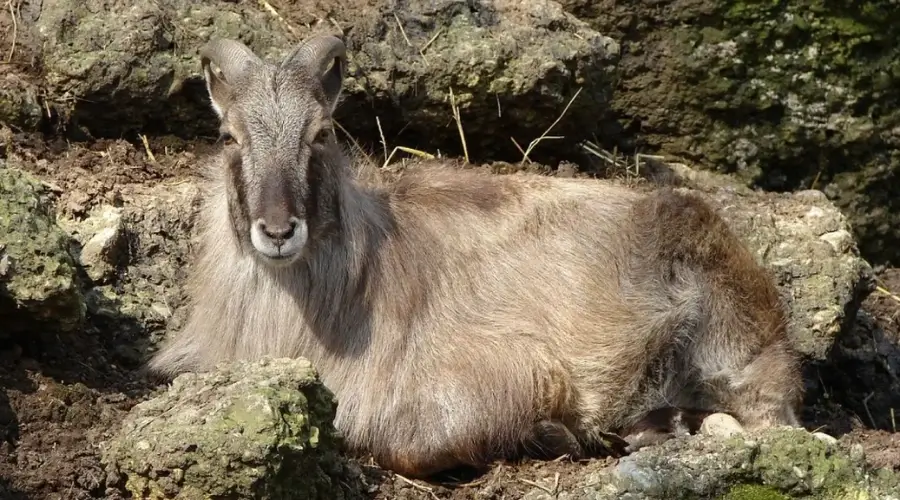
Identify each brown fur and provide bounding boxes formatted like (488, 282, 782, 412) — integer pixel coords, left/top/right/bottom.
(148, 36, 804, 478)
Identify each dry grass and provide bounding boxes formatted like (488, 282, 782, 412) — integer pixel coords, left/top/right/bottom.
(514, 87, 582, 164)
(139, 134, 157, 163)
(3, 0, 21, 63)
(257, 0, 300, 38)
(448, 88, 469, 164)
(375, 115, 436, 169)
(580, 139, 672, 184)
(362, 85, 590, 175)
(875, 283, 900, 305)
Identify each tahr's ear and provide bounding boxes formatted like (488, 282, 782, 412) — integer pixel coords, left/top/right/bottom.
(281, 35, 347, 114)
(199, 38, 263, 119)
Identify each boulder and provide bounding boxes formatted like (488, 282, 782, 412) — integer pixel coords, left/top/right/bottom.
(21, 0, 617, 162)
(0, 163, 85, 335)
(101, 357, 365, 500)
(561, 0, 900, 266)
(565, 427, 900, 500)
(663, 163, 873, 360)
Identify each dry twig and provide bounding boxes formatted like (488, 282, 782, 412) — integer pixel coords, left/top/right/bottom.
(518, 87, 582, 164)
(257, 0, 299, 37)
(875, 285, 900, 305)
(139, 134, 157, 163)
(449, 87, 469, 164)
(5, 0, 20, 63)
(394, 474, 439, 499)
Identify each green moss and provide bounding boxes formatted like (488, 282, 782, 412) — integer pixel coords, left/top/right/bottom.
(698, 2, 898, 176)
(0, 166, 85, 334)
(721, 484, 790, 500)
(743, 428, 858, 493)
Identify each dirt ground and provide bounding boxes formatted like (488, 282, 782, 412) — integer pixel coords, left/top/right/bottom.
(1, 130, 899, 500)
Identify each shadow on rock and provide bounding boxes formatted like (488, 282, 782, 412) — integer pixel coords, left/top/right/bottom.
(805, 307, 900, 436)
(0, 385, 21, 445)
(0, 477, 31, 500)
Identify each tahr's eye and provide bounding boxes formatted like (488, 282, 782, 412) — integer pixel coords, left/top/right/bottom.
(313, 128, 331, 145)
(219, 132, 236, 145)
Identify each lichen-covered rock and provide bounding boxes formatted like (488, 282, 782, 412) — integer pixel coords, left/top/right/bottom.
(340, 0, 619, 162)
(34, 0, 295, 139)
(522, 428, 900, 499)
(27, 0, 616, 162)
(563, 0, 900, 266)
(663, 163, 873, 360)
(0, 163, 85, 335)
(101, 357, 365, 500)
(612, 427, 900, 499)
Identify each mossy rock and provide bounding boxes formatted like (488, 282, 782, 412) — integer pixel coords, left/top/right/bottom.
(101, 357, 365, 500)
(25, 0, 617, 164)
(559, 427, 900, 499)
(563, 0, 900, 266)
(0, 163, 85, 335)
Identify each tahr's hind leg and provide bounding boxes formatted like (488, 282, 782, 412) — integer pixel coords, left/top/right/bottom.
(715, 342, 803, 430)
(617, 407, 715, 453)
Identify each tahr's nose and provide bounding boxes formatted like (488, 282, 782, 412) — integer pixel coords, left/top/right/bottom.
(259, 219, 298, 245)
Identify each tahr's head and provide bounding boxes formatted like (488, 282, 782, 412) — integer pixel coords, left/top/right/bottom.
(200, 35, 347, 266)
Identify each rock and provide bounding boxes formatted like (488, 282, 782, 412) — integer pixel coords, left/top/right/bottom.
(340, 0, 619, 162)
(563, 1, 900, 267)
(0, 73, 43, 131)
(63, 205, 128, 283)
(0, 164, 85, 335)
(545, 427, 900, 499)
(664, 163, 873, 360)
(699, 413, 745, 439)
(101, 357, 365, 500)
(812, 432, 838, 446)
(24, 0, 617, 163)
(33, 0, 294, 139)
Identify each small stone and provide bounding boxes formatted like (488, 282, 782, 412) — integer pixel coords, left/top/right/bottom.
(0, 253, 12, 279)
(818, 229, 853, 254)
(699, 413, 745, 438)
(812, 431, 838, 445)
(77, 205, 127, 283)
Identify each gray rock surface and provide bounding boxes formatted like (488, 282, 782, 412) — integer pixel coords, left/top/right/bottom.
(0, 163, 85, 335)
(556, 427, 900, 500)
(101, 357, 366, 500)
